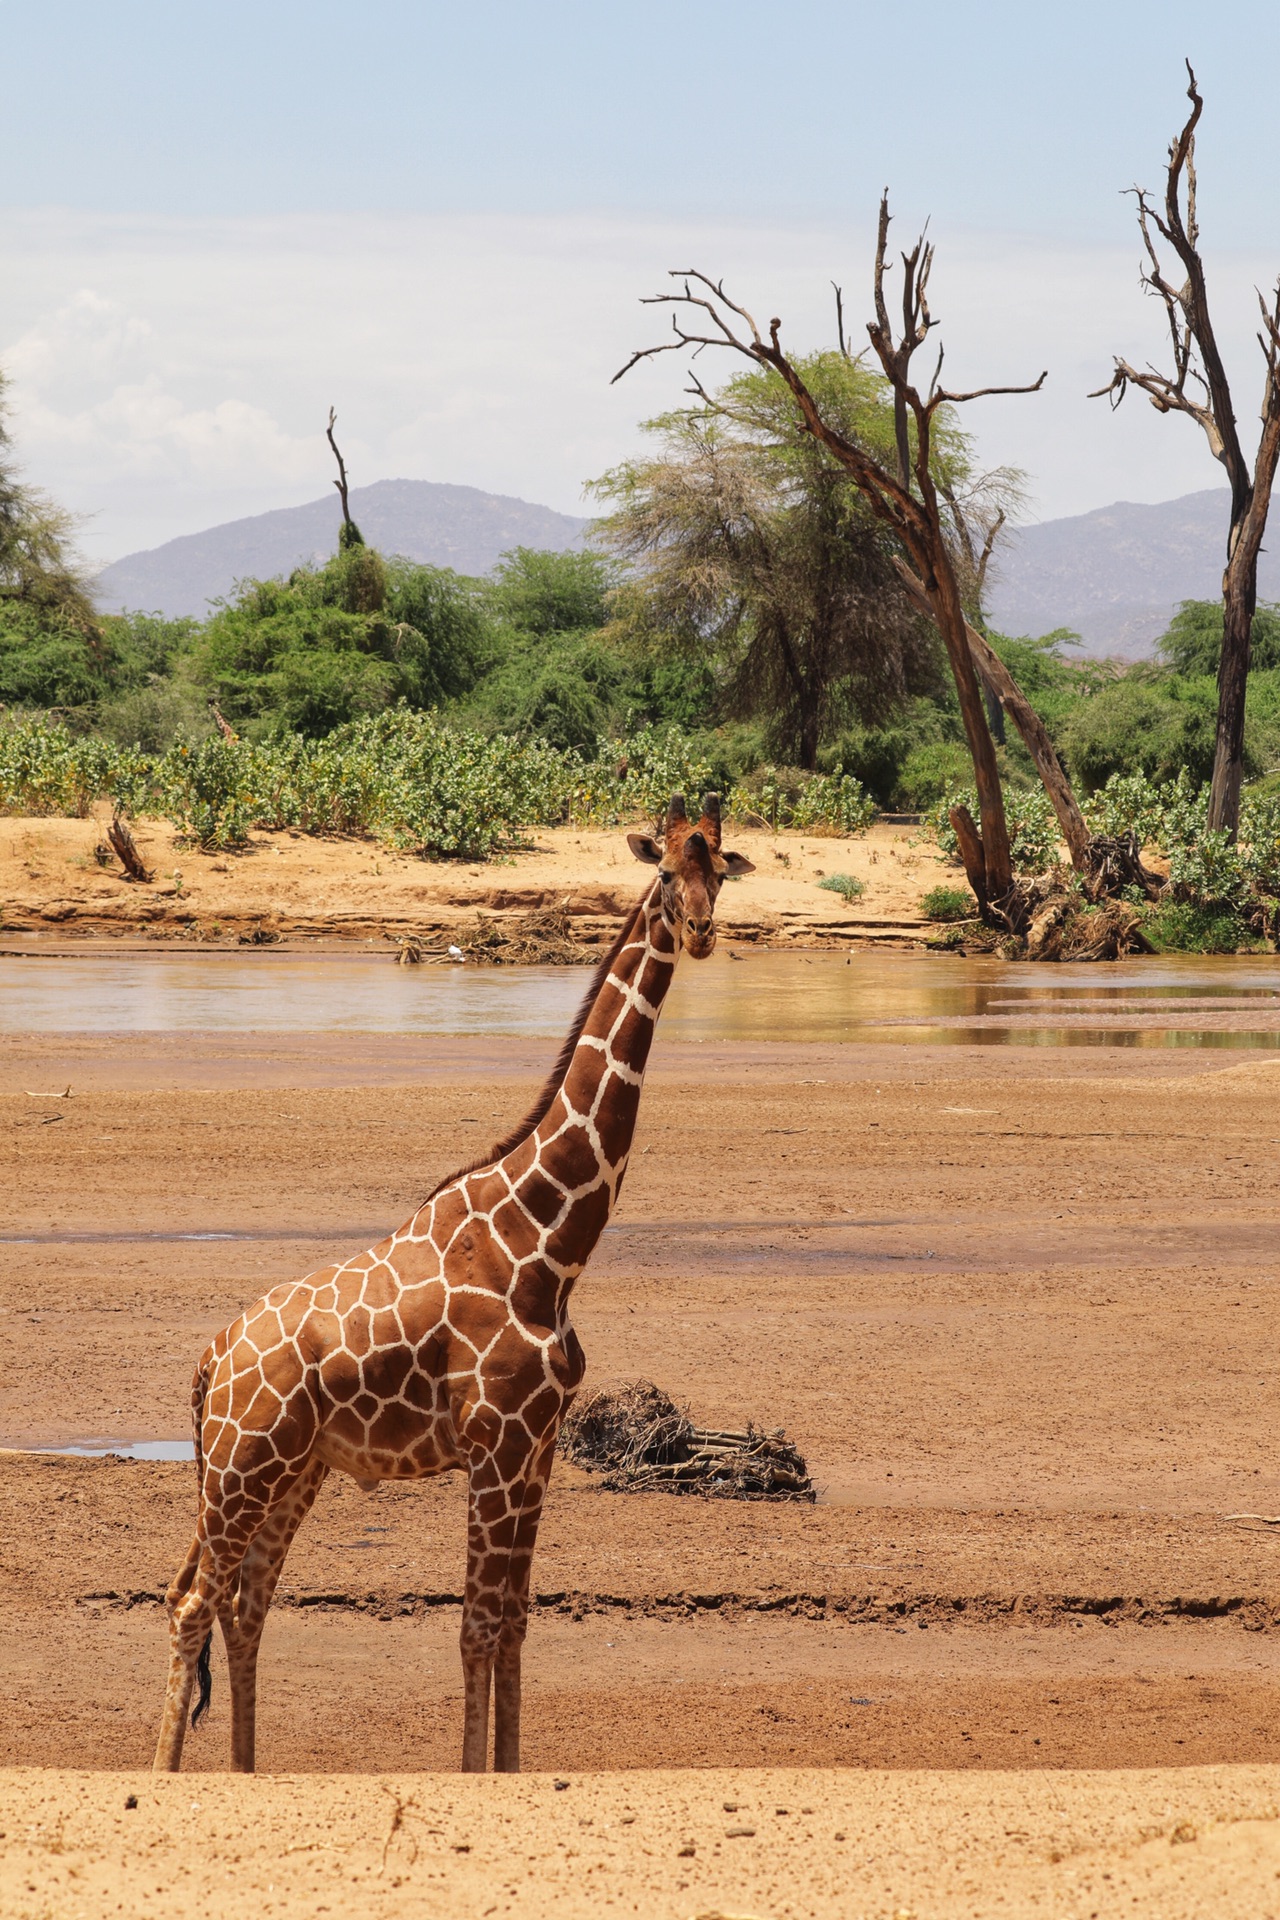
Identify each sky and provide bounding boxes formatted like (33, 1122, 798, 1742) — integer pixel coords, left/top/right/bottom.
(3, 0, 1280, 562)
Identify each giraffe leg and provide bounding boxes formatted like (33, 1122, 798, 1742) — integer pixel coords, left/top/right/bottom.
(493, 1436, 556, 1774)
(221, 1458, 329, 1774)
(459, 1452, 526, 1773)
(153, 1535, 226, 1773)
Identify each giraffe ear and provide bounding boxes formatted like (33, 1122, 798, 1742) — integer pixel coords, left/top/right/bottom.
(718, 849, 755, 876)
(627, 833, 664, 865)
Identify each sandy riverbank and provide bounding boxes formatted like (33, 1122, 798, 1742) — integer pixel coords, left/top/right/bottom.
(0, 814, 944, 947)
(5, 1765, 1280, 1919)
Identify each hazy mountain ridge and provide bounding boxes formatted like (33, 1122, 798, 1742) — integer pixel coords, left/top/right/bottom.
(986, 489, 1280, 658)
(92, 479, 591, 618)
(95, 479, 1277, 658)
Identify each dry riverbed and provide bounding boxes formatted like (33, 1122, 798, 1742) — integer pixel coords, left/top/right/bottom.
(4, 967, 1280, 1915)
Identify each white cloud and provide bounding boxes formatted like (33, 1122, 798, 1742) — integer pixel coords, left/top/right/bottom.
(1, 208, 1274, 561)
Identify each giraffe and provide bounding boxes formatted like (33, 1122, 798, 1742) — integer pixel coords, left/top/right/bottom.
(153, 792, 753, 1775)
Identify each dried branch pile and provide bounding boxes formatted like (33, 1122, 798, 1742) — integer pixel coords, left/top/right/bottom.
(560, 1380, 814, 1503)
(930, 871, 1154, 961)
(462, 900, 597, 966)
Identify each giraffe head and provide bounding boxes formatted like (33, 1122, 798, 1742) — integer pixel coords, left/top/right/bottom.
(627, 792, 754, 959)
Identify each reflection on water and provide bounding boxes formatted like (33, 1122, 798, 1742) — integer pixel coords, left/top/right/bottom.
(2, 947, 1280, 1046)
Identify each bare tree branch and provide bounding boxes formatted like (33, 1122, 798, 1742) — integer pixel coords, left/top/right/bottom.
(1094, 63, 1280, 833)
(326, 407, 357, 535)
(614, 201, 1059, 912)
(935, 373, 1048, 407)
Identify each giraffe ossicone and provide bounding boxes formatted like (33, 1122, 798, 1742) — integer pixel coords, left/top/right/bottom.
(153, 793, 753, 1775)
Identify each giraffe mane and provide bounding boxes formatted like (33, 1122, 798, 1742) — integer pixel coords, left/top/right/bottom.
(421, 888, 651, 1201)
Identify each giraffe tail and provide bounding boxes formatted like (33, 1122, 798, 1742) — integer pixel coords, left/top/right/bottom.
(189, 1357, 214, 1730)
(191, 1633, 214, 1728)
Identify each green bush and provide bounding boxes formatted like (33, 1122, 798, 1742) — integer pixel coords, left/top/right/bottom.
(817, 872, 865, 903)
(726, 763, 875, 834)
(892, 740, 978, 809)
(1156, 599, 1280, 676)
(1059, 673, 1224, 793)
(920, 884, 976, 921)
(1144, 901, 1253, 954)
(196, 549, 498, 736)
(0, 716, 151, 817)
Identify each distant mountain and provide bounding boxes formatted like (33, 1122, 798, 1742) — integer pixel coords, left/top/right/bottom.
(97, 477, 1277, 656)
(92, 479, 591, 618)
(985, 489, 1280, 659)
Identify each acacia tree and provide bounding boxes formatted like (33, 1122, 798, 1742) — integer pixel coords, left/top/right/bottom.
(590, 354, 946, 770)
(1093, 64, 1280, 839)
(615, 198, 1105, 918)
(0, 368, 98, 639)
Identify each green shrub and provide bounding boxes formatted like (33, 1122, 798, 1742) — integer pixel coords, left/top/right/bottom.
(920, 884, 976, 921)
(817, 872, 865, 903)
(892, 740, 977, 809)
(726, 763, 875, 834)
(1144, 901, 1254, 954)
(1059, 673, 1223, 793)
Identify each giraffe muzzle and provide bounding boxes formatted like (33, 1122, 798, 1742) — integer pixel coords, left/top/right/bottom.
(682, 916, 717, 959)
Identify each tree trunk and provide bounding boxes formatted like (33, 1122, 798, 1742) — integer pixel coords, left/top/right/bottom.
(893, 557, 1093, 873)
(964, 623, 1092, 869)
(1208, 527, 1257, 836)
(924, 553, 1014, 900)
(948, 804, 988, 914)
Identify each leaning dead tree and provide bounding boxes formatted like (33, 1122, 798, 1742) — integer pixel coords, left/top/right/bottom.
(1093, 64, 1280, 839)
(615, 200, 1127, 923)
(326, 407, 365, 549)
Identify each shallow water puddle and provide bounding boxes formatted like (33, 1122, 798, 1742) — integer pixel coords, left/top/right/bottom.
(3, 947, 1280, 1045)
(15, 1440, 195, 1461)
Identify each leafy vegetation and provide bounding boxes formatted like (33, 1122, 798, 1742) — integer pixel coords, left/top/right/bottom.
(920, 884, 976, 922)
(590, 355, 954, 770)
(9, 318, 1280, 953)
(817, 872, 866, 903)
(0, 710, 871, 859)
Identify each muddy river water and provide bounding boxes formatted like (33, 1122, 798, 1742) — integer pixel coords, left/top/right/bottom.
(3, 945, 1280, 1045)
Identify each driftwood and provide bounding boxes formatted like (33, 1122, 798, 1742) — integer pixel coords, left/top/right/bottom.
(560, 1380, 814, 1503)
(106, 813, 152, 883)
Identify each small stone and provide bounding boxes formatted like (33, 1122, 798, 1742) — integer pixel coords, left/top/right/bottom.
(553, 1779, 570, 1791)
(676, 1842, 696, 1857)
(124, 1795, 137, 1811)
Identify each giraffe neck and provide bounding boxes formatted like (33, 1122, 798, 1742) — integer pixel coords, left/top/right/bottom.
(498, 882, 678, 1279)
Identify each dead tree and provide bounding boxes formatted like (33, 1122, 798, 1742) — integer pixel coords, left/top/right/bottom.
(326, 408, 365, 549)
(615, 201, 1049, 920)
(1093, 64, 1280, 839)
